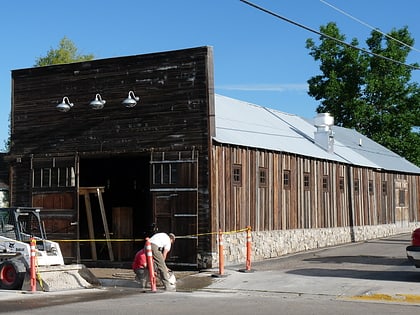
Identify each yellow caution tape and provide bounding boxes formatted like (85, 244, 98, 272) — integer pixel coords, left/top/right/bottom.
(55, 238, 146, 242)
(51, 227, 252, 243)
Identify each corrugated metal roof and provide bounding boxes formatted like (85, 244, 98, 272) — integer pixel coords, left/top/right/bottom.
(213, 94, 420, 174)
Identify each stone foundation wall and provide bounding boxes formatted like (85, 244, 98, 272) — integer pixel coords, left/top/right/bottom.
(210, 223, 420, 267)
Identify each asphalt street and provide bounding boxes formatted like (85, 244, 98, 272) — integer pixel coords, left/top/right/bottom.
(1, 232, 420, 311)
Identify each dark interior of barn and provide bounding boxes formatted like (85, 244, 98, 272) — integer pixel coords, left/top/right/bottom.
(78, 155, 152, 262)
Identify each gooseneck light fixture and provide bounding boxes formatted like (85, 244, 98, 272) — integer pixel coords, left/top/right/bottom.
(122, 90, 139, 108)
(89, 93, 106, 110)
(56, 96, 74, 112)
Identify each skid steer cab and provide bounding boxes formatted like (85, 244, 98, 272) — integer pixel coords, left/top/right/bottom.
(0, 207, 99, 291)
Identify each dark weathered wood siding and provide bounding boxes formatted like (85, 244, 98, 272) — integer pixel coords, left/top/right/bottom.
(8, 46, 215, 265)
(10, 46, 213, 156)
(211, 144, 420, 233)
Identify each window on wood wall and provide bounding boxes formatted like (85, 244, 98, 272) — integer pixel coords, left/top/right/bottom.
(368, 180, 374, 195)
(354, 178, 360, 194)
(399, 190, 406, 206)
(232, 164, 242, 187)
(303, 173, 310, 190)
(339, 177, 345, 192)
(152, 163, 177, 185)
(382, 181, 387, 195)
(33, 166, 75, 188)
(259, 167, 267, 187)
(283, 170, 291, 190)
(322, 175, 329, 192)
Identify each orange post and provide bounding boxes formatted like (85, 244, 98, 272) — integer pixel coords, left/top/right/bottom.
(218, 229, 224, 276)
(30, 237, 36, 292)
(245, 226, 252, 271)
(145, 238, 157, 292)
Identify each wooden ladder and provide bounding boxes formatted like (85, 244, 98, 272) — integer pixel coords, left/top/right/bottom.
(79, 187, 114, 261)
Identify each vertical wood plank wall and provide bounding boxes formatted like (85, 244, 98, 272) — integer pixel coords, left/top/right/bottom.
(8, 47, 215, 265)
(212, 144, 420, 233)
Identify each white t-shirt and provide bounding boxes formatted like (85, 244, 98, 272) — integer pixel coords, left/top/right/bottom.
(149, 233, 171, 251)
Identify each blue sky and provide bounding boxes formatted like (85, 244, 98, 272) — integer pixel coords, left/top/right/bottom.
(1, 0, 420, 151)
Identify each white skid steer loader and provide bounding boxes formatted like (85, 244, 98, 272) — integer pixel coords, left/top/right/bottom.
(0, 207, 99, 291)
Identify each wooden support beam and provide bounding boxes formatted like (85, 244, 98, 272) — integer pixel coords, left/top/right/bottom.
(83, 192, 97, 261)
(79, 187, 114, 262)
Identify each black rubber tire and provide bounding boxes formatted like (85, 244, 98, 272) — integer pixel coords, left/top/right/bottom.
(0, 260, 26, 290)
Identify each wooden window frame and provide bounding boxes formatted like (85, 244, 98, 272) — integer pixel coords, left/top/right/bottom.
(283, 170, 291, 190)
(259, 167, 268, 187)
(354, 178, 360, 194)
(322, 175, 329, 192)
(232, 164, 242, 187)
(382, 181, 387, 195)
(303, 172, 310, 190)
(152, 163, 178, 186)
(399, 190, 406, 206)
(32, 166, 75, 189)
(339, 177, 345, 192)
(368, 180, 374, 195)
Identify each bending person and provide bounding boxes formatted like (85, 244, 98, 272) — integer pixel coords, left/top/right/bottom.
(148, 232, 176, 291)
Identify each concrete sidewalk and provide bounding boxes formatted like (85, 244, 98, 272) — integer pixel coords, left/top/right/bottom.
(194, 234, 420, 305)
(202, 266, 420, 304)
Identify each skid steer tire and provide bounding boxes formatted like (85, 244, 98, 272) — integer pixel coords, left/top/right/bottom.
(0, 260, 26, 290)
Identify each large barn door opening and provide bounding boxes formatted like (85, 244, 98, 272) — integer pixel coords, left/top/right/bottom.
(151, 151, 198, 267)
(78, 155, 151, 262)
(31, 155, 78, 263)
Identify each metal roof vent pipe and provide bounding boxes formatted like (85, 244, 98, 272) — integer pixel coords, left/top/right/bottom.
(314, 113, 334, 153)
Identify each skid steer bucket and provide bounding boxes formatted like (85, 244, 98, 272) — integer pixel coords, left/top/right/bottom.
(22, 264, 101, 292)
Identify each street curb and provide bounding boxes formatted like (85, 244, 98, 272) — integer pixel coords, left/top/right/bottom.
(346, 293, 420, 305)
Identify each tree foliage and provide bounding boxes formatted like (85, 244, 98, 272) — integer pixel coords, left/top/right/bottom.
(2, 37, 94, 152)
(34, 36, 94, 67)
(306, 22, 420, 166)
(2, 114, 11, 152)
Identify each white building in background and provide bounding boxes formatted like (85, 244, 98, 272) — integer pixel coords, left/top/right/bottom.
(0, 182, 9, 208)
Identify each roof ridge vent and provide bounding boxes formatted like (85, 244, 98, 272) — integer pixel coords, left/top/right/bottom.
(314, 113, 334, 153)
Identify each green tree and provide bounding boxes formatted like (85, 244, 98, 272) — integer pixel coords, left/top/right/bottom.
(2, 114, 11, 152)
(34, 36, 94, 67)
(2, 37, 95, 152)
(306, 22, 420, 166)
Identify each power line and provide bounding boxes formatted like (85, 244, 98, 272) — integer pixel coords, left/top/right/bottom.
(240, 0, 420, 70)
(320, 0, 420, 54)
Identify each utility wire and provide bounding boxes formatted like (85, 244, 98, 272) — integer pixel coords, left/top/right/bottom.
(240, 0, 420, 70)
(320, 0, 420, 54)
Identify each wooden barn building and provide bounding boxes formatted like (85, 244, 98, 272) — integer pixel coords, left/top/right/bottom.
(4, 46, 420, 268)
